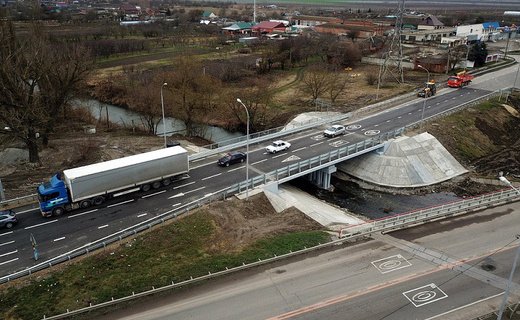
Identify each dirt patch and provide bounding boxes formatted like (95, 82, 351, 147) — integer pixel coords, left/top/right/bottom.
(206, 193, 323, 253)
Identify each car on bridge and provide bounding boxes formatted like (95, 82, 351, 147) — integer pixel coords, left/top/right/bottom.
(217, 151, 247, 167)
(266, 140, 291, 154)
(323, 124, 346, 138)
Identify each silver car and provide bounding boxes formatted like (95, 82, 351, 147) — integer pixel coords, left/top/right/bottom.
(323, 125, 346, 138)
(0, 210, 17, 229)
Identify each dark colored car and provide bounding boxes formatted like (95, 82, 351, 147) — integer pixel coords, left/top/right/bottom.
(0, 210, 17, 229)
(217, 152, 247, 167)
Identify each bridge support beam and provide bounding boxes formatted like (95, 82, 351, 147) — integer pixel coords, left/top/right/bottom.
(307, 165, 336, 190)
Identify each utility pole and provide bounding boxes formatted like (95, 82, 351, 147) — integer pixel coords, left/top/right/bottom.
(379, 0, 405, 86)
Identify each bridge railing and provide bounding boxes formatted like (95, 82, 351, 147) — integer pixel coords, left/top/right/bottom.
(190, 112, 352, 160)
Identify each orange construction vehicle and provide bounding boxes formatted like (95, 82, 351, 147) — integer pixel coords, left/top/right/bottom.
(447, 71, 474, 88)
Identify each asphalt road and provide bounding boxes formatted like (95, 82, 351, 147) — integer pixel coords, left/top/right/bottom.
(0, 60, 518, 279)
(100, 201, 520, 320)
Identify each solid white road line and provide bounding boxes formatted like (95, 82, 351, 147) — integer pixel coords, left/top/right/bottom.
(173, 181, 196, 189)
(107, 199, 134, 208)
(68, 209, 98, 218)
(53, 237, 66, 242)
(272, 153, 288, 159)
(183, 187, 206, 195)
(15, 208, 39, 214)
(25, 220, 58, 230)
(228, 165, 245, 172)
(0, 250, 17, 258)
(424, 292, 503, 320)
(141, 190, 166, 198)
(98, 224, 109, 229)
(0, 240, 15, 247)
(202, 173, 222, 181)
(292, 147, 307, 153)
(0, 258, 18, 266)
(251, 159, 267, 165)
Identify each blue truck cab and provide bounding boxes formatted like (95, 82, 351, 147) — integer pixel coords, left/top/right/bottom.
(37, 173, 70, 217)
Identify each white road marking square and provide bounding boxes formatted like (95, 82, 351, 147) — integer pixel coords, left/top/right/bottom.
(371, 254, 412, 274)
(330, 140, 348, 147)
(311, 135, 326, 141)
(403, 283, 448, 307)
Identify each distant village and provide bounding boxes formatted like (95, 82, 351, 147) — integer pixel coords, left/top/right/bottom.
(2, 0, 519, 72)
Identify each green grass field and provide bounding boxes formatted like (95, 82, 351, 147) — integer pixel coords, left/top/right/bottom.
(0, 209, 329, 320)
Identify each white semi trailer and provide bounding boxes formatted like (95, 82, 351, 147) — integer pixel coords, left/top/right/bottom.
(37, 146, 189, 217)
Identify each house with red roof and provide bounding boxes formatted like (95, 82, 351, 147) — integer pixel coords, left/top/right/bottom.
(251, 21, 287, 34)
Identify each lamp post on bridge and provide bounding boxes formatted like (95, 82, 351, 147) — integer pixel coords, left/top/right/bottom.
(236, 98, 250, 200)
(160, 82, 168, 148)
(417, 64, 430, 129)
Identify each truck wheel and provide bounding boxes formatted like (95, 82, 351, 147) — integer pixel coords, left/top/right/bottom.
(162, 179, 171, 186)
(80, 200, 91, 208)
(53, 207, 65, 216)
(93, 196, 105, 206)
(141, 184, 151, 192)
(5, 222, 13, 229)
(152, 181, 161, 189)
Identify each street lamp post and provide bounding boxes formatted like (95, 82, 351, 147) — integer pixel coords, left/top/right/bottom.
(497, 174, 520, 320)
(160, 82, 168, 148)
(236, 98, 250, 200)
(417, 64, 430, 129)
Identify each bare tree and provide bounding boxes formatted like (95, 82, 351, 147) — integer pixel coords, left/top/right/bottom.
(127, 71, 162, 134)
(447, 45, 469, 72)
(327, 73, 349, 105)
(166, 57, 220, 137)
(224, 79, 271, 133)
(0, 22, 93, 163)
(300, 63, 332, 101)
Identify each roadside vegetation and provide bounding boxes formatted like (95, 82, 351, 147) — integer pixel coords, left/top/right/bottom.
(0, 193, 328, 320)
(424, 92, 520, 179)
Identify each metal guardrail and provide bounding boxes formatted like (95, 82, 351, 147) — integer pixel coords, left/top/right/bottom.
(40, 188, 520, 320)
(0, 194, 38, 211)
(339, 189, 519, 238)
(404, 88, 510, 129)
(189, 112, 352, 161)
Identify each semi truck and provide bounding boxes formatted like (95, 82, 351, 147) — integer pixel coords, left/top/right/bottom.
(37, 146, 189, 217)
(447, 71, 474, 88)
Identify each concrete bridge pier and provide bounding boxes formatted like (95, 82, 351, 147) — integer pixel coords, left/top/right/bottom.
(307, 165, 337, 190)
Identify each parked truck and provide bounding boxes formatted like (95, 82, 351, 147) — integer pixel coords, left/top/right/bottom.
(447, 71, 474, 88)
(37, 146, 189, 217)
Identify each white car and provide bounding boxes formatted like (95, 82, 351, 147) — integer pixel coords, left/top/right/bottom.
(266, 140, 291, 154)
(323, 124, 346, 138)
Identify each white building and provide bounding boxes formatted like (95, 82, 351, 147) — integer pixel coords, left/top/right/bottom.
(456, 22, 500, 42)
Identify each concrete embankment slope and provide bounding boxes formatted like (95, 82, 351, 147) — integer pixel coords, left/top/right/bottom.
(337, 132, 468, 188)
